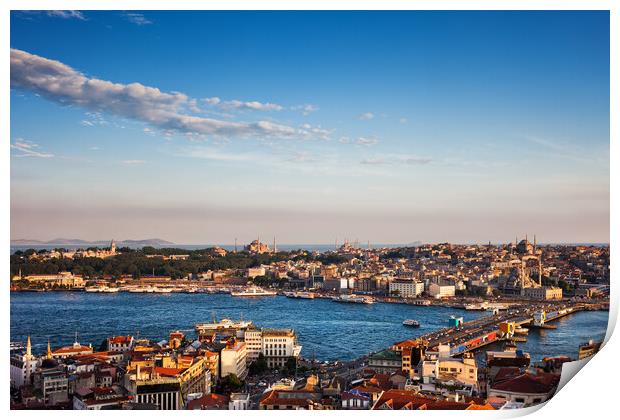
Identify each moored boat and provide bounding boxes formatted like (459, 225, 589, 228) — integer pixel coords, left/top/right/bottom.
(231, 287, 277, 297)
(332, 294, 375, 304)
(403, 319, 420, 327)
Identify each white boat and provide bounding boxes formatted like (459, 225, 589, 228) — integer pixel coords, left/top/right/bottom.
(230, 287, 277, 297)
(153, 287, 172, 293)
(403, 319, 420, 327)
(284, 291, 316, 299)
(332, 294, 375, 304)
(85, 285, 119, 293)
(195, 319, 254, 332)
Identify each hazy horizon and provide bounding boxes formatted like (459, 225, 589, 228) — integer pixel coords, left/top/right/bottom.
(10, 11, 610, 244)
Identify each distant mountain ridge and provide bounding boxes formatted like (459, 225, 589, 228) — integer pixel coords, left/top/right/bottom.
(10, 238, 175, 247)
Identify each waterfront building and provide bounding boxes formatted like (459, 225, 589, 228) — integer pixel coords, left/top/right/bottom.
(261, 329, 302, 369)
(107, 335, 134, 352)
(389, 278, 424, 298)
(244, 328, 302, 368)
(19, 271, 85, 288)
(522, 286, 563, 300)
(428, 283, 456, 298)
(10, 336, 40, 389)
(51, 340, 93, 359)
(220, 339, 248, 380)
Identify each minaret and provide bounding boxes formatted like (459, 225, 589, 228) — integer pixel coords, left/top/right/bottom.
(273, 236, 277, 253)
(534, 235, 537, 253)
(26, 335, 32, 357)
(538, 257, 543, 287)
(47, 337, 52, 359)
(234, 238, 237, 253)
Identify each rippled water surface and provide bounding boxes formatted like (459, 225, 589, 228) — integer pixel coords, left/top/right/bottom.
(10, 293, 608, 362)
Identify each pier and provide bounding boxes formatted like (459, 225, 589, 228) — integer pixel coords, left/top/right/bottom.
(413, 303, 592, 356)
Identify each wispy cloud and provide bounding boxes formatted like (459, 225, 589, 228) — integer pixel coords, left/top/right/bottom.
(220, 100, 283, 111)
(360, 155, 431, 166)
(359, 112, 375, 120)
(122, 12, 152, 26)
(11, 49, 326, 142)
(292, 104, 319, 115)
(18, 11, 87, 21)
(47, 11, 87, 20)
(121, 160, 146, 165)
(11, 138, 54, 158)
(340, 136, 379, 146)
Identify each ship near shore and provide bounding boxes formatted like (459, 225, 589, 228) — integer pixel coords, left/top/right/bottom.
(578, 339, 602, 359)
(403, 319, 420, 327)
(283, 291, 316, 299)
(230, 287, 277, 297)
(332, 294, 375, 304)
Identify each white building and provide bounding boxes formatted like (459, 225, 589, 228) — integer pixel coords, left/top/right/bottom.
(107, 335, 134, 352)
(229, 393, 250, 410)
(10, 337, 40, 389)
(389, 279, 424, 298)
(221, 340, 248, 380)
(243, 328, 302, 369)
(428, 283, 456, 298)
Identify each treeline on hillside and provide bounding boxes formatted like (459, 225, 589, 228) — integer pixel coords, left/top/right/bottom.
(10, 247, 353, 280)
(11, 248, 289, 279)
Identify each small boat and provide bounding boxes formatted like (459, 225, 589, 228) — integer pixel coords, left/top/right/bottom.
(231, 287, 277, 297)
(514, 327, 529, 335)
(403, 319, 420, 327)
(332, 294, 375, 304)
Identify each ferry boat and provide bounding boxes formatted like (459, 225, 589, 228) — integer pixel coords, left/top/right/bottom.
(465, 302, 488, 311)
(85, 285, 119, 293)
(332, 294, 375, 304)
(403, 319, 420, 327)
(153, 287, 172, 293)
(578, 339, 602, 359)
(284, 291, 316, 299)
(230, 287, 277, 297)
(195, 319, 254, 332)
(514, 327, 529, 335)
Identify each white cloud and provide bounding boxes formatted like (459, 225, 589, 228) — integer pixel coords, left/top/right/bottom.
(399, 118, 408, 124)
(203, 97, 221, 106)
(122, 12, 152, 26)
(11, 49, 322, 141)
(340, 136, 379, 146)
(292, 104, 319, 115)
(360, 155, 431, 166)
(46, 11, 87, 20)
(220, 100, 283, 111)
(121, 160, 146, 165)
(11, 138, 54, 158)
(359, 112, 375, 120)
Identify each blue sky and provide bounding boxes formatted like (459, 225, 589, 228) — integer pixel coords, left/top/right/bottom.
(10, 11, 610, 244)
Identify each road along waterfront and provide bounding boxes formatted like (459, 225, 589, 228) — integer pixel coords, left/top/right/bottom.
(10, 292, 608, 362)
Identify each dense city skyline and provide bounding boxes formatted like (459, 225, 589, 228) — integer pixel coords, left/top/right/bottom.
(10, 11, 610, 244)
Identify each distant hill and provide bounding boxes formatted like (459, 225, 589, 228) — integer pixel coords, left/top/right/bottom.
(10, 238, 175, 247)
